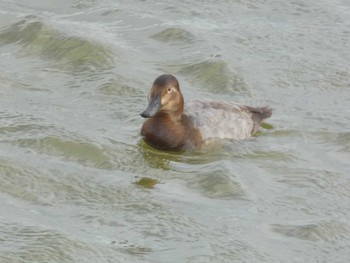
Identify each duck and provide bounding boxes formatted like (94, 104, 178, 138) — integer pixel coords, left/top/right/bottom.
(140, 74, 272, 151)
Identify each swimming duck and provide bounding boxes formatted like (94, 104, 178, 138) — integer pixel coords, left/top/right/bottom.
(140, 74, 272, 151)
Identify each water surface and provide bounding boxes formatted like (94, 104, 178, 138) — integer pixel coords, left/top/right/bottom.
(1, 0, 350, 262)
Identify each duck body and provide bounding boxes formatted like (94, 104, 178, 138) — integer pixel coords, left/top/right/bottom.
(186, 100, 271, 140)
(141, 111, 202, 150)
(140, 74, 272, 151)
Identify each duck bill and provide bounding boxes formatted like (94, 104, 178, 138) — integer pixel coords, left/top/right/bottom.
(140, 94, 160, 118)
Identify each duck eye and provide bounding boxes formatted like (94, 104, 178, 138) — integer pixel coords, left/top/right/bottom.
(167, 87, 172, 93)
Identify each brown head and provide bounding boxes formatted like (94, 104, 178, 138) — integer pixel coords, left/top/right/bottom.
(140, 74, 184, 119)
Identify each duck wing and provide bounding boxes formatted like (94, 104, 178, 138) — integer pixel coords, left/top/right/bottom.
(185, 100, 271, 140)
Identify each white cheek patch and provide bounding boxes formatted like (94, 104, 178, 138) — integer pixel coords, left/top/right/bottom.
(161, 95, 168, 106)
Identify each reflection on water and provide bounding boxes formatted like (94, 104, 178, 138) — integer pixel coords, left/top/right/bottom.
(1, 0, 350, 262)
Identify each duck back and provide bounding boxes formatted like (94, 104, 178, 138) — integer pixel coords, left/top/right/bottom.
(185, 100, 271, 140)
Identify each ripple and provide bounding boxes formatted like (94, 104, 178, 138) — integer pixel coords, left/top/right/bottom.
(275, 168, 337, 190)
(13, 137, 114, 169)
(0, 222, 75, 262)
(0, 72, 52, 93)
(0, 219, 123, 262)
(186, 168, 245, 200)
(98, 76, 141, 97)
(151, 27, 196, 43)
(0, 17, 114, 74)
(0, 123, 50, 140)
(0, 154, 135, 206)
(271, 221, 350, 241)
(314, 131, 350, 153)
(162, 59, 248, 93)
(0, 161, 41, 203)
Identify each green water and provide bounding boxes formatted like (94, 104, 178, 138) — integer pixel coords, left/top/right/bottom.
(1, 0, 350, 262)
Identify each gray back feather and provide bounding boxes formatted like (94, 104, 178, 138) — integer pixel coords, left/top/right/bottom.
(185, 100, 271, 140)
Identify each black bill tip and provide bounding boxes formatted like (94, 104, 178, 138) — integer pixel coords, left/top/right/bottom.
(140, 111, 150, 118)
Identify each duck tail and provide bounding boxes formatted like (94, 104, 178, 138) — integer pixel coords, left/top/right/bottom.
(246, 105, 272, 124)
(247, 106, 272, 134)
(258, 106, 272, 120)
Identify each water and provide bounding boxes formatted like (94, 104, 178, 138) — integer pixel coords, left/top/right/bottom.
(1, 0, 350, 262)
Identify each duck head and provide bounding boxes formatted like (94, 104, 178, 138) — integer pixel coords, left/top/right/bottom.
(140, 74, 184, 118)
